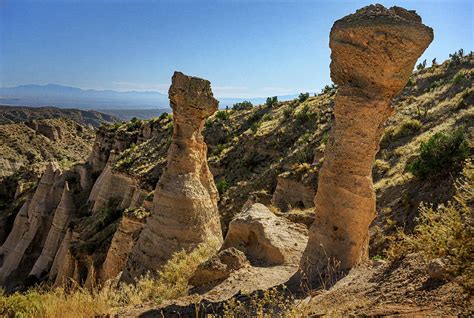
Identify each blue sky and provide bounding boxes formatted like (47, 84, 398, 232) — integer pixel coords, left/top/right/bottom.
(0, 0, 472, 98)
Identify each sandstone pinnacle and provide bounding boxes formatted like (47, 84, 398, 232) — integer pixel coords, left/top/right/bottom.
(124, 72, 223, 280)
(301, 4, 433, 275)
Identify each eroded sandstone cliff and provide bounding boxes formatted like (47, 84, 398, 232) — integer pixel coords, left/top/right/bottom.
(0, 162, 64, 287)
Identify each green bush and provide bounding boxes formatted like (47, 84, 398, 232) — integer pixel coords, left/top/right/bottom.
(215, 110, 230, 121)
(321, 84, 337, 94)
(232, 101, 253, 111)
(126, 117, 142, 132)
(282, 107, 292, 119)
(250, 121, 261, 133)
(388, 161, 473, 289)
(295, 105, 312, 123)
(262, 113, 272, 121)
(212, 143, 225, 156)
(452, 70, 466, 85)
(265, 96, 278, 108)
(159, 112, 171, 120)
(215, 178, 229, 195)
(416, 59, 427, 71)
(298, 92, 310, 102)
(407, 127, 469, 179)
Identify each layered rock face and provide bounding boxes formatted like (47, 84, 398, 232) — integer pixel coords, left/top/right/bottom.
(302, 5, 433, 272)
(99, 215, 144, 282)
(29, 182, 75, 279)
(125, 72, 223, 279)
(88, 164, 140, 213)
(0, 162, 64, 286)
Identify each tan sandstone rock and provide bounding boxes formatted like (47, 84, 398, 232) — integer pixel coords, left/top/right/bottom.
(301, 5, 433, 273)
(0, 162, 63, 285)
(124, 72, 223, 280)
(29, 182, 75, 279)
(223, 203, 308, 267)
(189, 247, 249, 286)
(99, 215, 144, 283)
(271, 176, 316, 212)
(88, 164, 139, 213)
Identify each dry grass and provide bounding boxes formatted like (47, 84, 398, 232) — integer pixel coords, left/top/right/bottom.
(0, 240, 219, 317)
(387, 160, 473, 289)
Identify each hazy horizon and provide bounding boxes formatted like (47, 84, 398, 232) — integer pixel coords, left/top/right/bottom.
(1, 0, 473, 99)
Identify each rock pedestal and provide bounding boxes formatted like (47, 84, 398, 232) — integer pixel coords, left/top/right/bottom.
(301, 5, 433, 273)
(125, 72, 223, 280)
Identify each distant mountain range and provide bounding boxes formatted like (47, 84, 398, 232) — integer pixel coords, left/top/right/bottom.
(0, 84, 303, 110)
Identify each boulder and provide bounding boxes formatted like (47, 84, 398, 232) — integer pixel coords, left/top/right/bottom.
(222, 203, 308, 267)
(427, 258, 451, 281)
(189, 247, 248, 286)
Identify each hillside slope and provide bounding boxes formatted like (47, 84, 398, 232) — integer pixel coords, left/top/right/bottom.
(0, 105, 117, 128)
(0, 53, 472, 316)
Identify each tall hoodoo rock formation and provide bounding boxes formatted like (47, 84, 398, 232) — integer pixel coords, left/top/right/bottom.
(301, 5, 433, 272)
(125, 71, 223, 279)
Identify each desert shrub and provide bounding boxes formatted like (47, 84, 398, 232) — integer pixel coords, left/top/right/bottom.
(215, 110, 230, 121)
(428, 78, 446, 91)
(262, 113, 272, 121)
(158, 112, 170, 120)
(320, 131, 329, 145)
(115, 156, 134, 170)
(145, 191, 154, 202)
(0, 285, 110, 318)
(265, 96, 278, 108)
(232, 101, 253, 111)
(382, 119, 422, 145)
(405, 77, 414, 87)
(215, 178, 229, 195)
(449, 48, 464, 66)
(126, 117, 142, 132)
(250, 121, 261, 133)
(407, 127, 469, 179)
(298, 92, 310, 102)
(295, 105, 312, 123)
(282, 107, 292, 119)
(321, 84, 337, 94)
(111, 240, 219, 306)
(416, 59, 427, 71)
(204, 118, 213, 129)
(452, 70, 466, 85)
(0, 241, 219, 317)
(212, 143, 225, 156)
(123, 207, 150, 220)
(387, 161, 473, 288)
